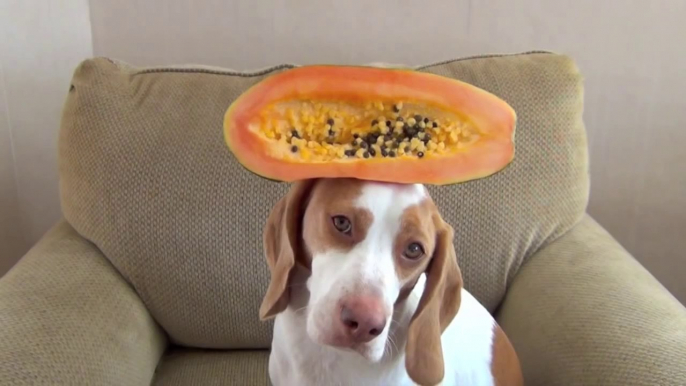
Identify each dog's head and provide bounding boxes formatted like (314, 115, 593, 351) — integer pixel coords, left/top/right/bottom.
(260, 178, 462, 385)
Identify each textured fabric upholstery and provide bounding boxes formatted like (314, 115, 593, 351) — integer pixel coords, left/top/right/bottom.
(151, 349, 269, 386)
(497, 215, 686, 386)
(0, 220, 167, 385)
(58, 52, 589, 349)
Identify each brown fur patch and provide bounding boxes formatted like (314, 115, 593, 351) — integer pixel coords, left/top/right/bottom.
(301, 178, 373, 261)
(491, 323, 524, 386)
(260, 179, 318, 319)
(405, 217, 463, 386)
(392, 198, 446, 308)
(393, 198, 439, 282)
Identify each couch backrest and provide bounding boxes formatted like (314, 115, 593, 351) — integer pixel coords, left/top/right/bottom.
(58, 52, 589, 349)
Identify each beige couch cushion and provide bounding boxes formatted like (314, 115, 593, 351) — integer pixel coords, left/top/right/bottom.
(58, 52, 589, 349)
(0, 220, 166, 386)
(497, 215, 686, 385)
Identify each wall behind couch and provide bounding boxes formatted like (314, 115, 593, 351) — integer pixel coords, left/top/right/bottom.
(1, 0, 684, 304)
(0, 0, 92, 275)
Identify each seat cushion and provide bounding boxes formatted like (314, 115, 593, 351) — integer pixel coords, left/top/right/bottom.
(152, 349, 269, 386)
(58, 52, 589, 349)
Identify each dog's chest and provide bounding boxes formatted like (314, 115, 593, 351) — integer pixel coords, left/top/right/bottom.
(269, 353, 412, 386)
(270, 315, 414, 386)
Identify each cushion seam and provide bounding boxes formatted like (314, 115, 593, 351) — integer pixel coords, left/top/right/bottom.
(101, 50, 556, 78)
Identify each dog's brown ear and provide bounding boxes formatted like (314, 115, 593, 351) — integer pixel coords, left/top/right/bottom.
(259, 179, 316, 321)
(405, 217, 463, 386)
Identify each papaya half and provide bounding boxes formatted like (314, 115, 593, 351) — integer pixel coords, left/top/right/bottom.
(223, 65, 515, 185)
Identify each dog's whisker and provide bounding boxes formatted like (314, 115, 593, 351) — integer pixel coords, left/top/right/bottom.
(389, 318, 403, 334)
(382, 328, 400, 360)
(292, 305, 308, 314)
(388, 332, 399, 356)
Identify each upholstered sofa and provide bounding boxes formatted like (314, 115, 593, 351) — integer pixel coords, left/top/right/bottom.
(1, 52, 685, 385)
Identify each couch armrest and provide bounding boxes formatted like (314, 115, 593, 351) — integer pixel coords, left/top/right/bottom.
(0, 220, 167, 385)
(497, 215, 686, 386)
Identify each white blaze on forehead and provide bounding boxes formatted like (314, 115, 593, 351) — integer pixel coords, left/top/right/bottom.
(355, 182, 426, 217)
(352, 182, 427, 289)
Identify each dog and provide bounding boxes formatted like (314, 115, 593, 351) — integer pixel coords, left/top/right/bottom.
(259, 178, 523, 386)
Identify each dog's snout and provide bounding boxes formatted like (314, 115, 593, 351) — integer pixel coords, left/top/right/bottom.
(339, 296, 387, 343)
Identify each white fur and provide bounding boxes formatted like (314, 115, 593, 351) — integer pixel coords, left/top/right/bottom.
(269, 182, 497, 386)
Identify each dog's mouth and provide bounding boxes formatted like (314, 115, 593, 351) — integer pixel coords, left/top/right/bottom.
(315, 333, 386, 362)
(354, 343, 386, 362)
(330, 342, 385, 362)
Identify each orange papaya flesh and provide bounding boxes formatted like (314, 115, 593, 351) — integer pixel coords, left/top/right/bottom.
(223, 65, 515, 185)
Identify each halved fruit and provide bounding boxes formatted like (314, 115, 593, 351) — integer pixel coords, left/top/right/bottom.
(223, 65, 515, 185)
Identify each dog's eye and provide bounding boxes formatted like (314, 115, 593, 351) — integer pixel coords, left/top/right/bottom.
(332, 215, 352, 234)
(404, 242, 425, 260)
